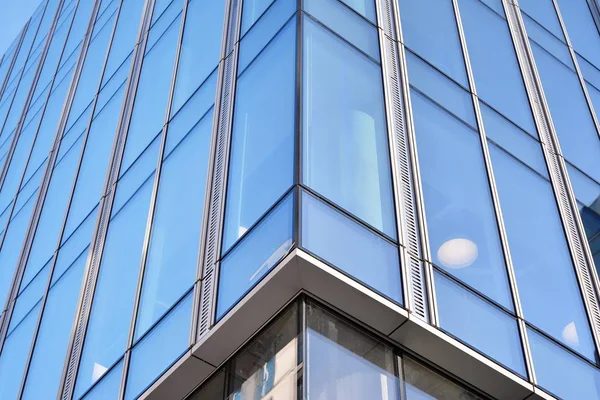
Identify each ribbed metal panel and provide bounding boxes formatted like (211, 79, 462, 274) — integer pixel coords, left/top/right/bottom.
(505, 0, 600, 357)
(198, 0, 242, 338)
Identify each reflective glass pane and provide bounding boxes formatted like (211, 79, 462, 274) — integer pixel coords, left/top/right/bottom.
(222, 21, 295, 251)
(555, 0, 600, 69)
(303, 18, 395, 239)
(81, 360, 124, 400)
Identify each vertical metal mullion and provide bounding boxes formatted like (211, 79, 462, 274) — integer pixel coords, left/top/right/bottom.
(450, 0, 536, 381)
(294, 0, 302, 251)
(0, 23, 29, 102)
(116, 1, 189, 397)
(56, 1, 158, 398)
(16, 0, 127, 397)
(389, 0, 438, 326)
(505, 0, 600, 372)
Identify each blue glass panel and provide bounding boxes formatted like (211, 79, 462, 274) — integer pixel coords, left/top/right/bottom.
(9, 262, 49, 335)
(568, 163, 600, 210)
(411, 89, 513, 308)
(301, 191, 402, 303)
(303, 18, 396, 238)
(120, 11, 180, 175)
(102, 0, 145, 85)
(305, 0, 379, 62)
(146, 0, 182, 51)
(435, 272, 526, 376)
(399, 0, 468, 86)
(490, 143, 596, 359)
(61, 0, 95, 61)
(529, 40, 600, 183)
(242, 0, 276, 34)
(528, 328, 600, 399)
(21, 253, 87, 400)
(134, 110, 213, 340)
(406, 52, 476, 128)
(222, 21, 295, 251)
(126, 294, 192, 400)
(458, 0, 536, 136)
(0, 303, 40, 400)
(338, 0, 376, 22)
(481, 104, 548, 179)
(217, 193, 294, 319)
(64, 84, 126, 239)
(522, 14, 572, 68)
(519, 0, 564, 40)
(171, 0, 225, 114)
(555, 0, 600, 69)
(81, 360, 124, 400)
(74, 175, 154, 397)
(238, 0, 296, 74)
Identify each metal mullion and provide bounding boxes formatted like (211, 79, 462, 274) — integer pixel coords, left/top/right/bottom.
(506, 0, 600, 375)
(451, 0, 535, 381)
(190, 0, 235, 343)
(294, 0, 302, 251)
(17, 0, 128, 397)
(117, 0, 189, 397)
(0, 24, 29, 104)
(56, 1, 158, 398)
(389, 0, 438, 326)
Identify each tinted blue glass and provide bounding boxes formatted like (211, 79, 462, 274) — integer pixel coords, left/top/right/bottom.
(399, 0, 468, 86)
(102, 0, 145, 85)
(61, 0, 95, 61)
(568, 163, 600, 210)
(81, 360, 124, 400)
(406, 52, 476, 128)
(555, 0, 600, 69)
(120, 11, 180, 175)
(64, 84, 126, 239)
(242, 0, 276, 34)
(0, 303, 40, 399)
(126, 294, 192, 400)
(305, 0, 379, 62)
(302, 191, 402, 303)
(22, 253, 87, 400)
(458, 0, 536, 135)
(171, 0, 225, 114)
(411, 89, 512, 308)
(217, 193, 294, 318)
(74, 176, 154, 397)
(222, 22, 295, 251)
(134, 110, 213, 340)
(482, 105, 548, 178)
(9, 262, 49, 334)
(529, 41, 600, 183)
(303, 18, 396, 239)
(490, 143, 596, 359)
(519, 0, 564, 40)
(54, 207, 96, 284)
(238, 0, 296, 74)
(528, 328, 600, 399)
(522, 13, 572, 68)
(435, 272, 526, 376)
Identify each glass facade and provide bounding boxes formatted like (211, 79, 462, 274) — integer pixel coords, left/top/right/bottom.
(0, 0, 598, 399)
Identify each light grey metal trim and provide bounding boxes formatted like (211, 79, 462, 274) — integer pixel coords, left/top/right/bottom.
(450, 0, 535, 381)
(0, 0, 102, 359)
(117, 1, 189, 397)
(16, 1, 130, 397)
(389, 0, 438, 326)
(375, 0, 427, 320)
(57, 1, 157, 398)
(504, 0, 600, 364)
(197, 0, 243, 339)
(190, 0, 236, 345)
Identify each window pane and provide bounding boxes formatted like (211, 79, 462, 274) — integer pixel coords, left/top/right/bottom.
(554, 0, 600, 70)
(489, 142, 596, 360)
(398, 0, 468, 86)
(301, 191, 402, 303)
(306, 302, 400, 400)
(434, 272, 526, 376)
(81, 361, 124, 400)
(519, 0, 564, 39)
(242, 0, 276, 34)
(528, 328, 600, 399)
(217, 193, 294, 319)
(126, 294, 192, 400)
(411, 89, 512, 308)
(222, 21, 296, 251)
(171, 0, 226, 114)
(134, 109, 213, 340)
(303, 18, 396, 239)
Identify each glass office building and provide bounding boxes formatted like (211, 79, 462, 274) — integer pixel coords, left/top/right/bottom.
(1, 0, 600, 398)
